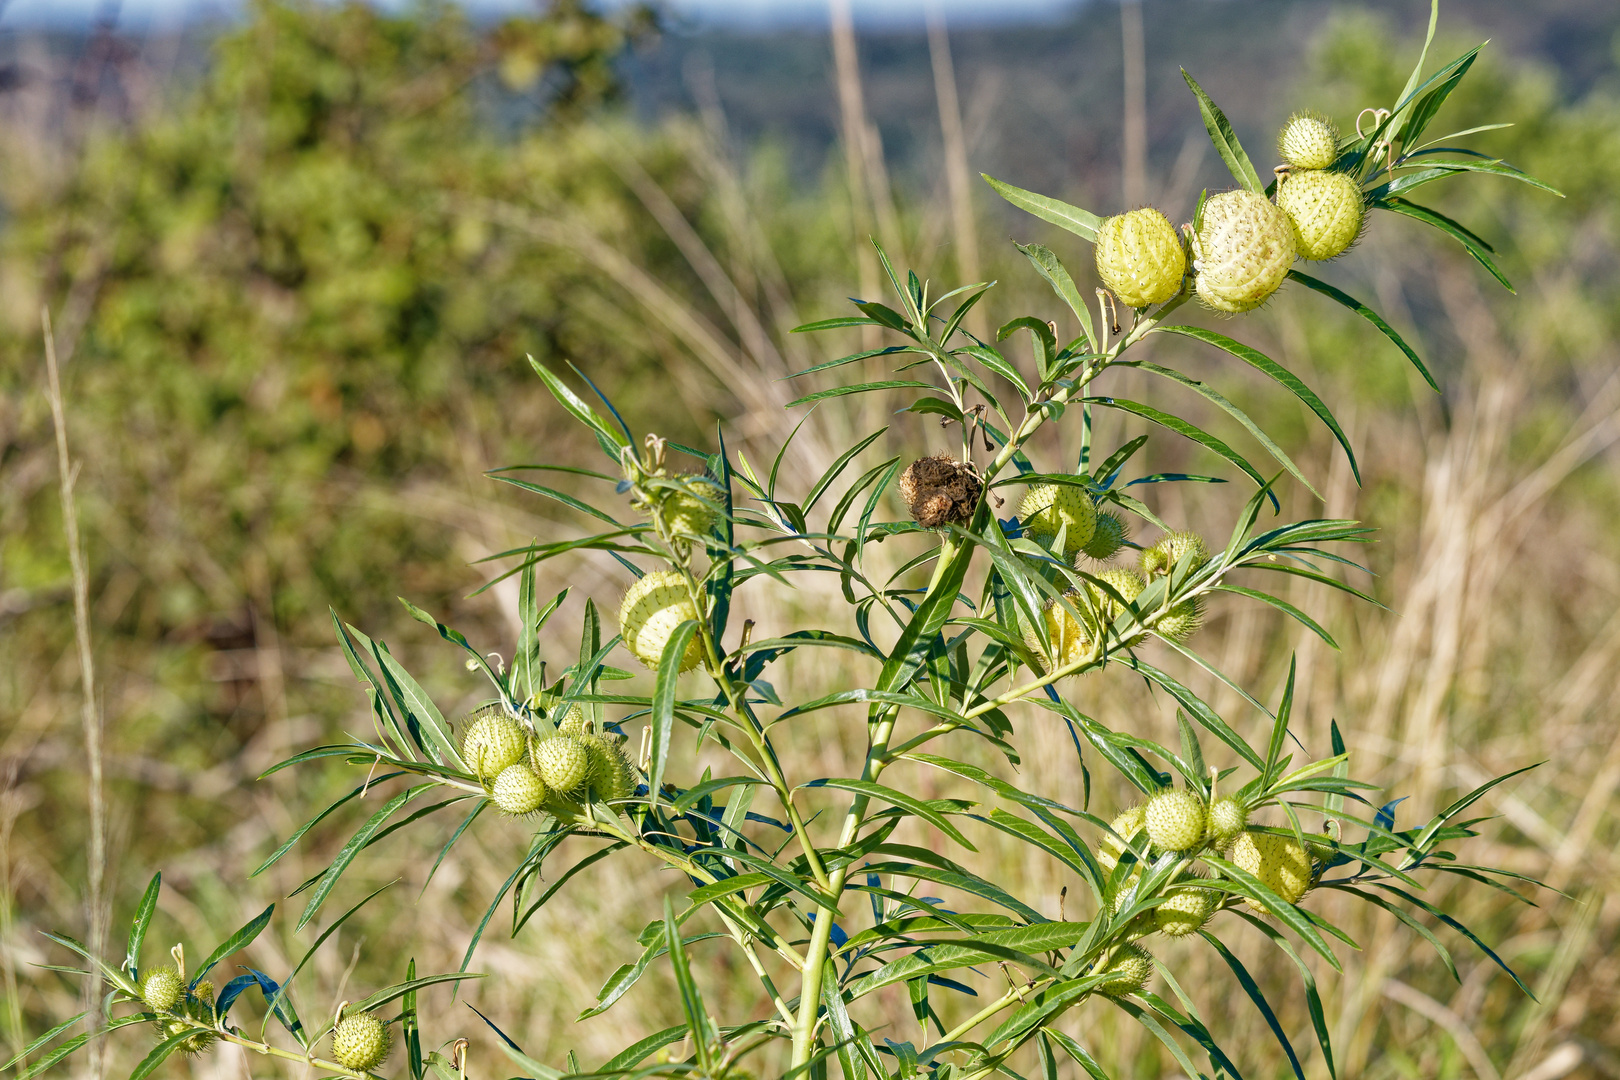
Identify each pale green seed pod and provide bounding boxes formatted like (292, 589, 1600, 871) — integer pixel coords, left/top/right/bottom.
(1018, 482, 1096, 560)
(1080, 510, 1129, 562)
(1098, 805, 1147, 873)
(492, 764, 549, 815)
(1193, 190, 1296, 313)
(331, 1012, 392, 1073)
(1154, 886, 1218, 936)
(1021, 595, 1092, 677)
(619, 570, 704, 671)
(1155, 598, 1205, 643)
(1098, 944, 1154, 995)
(1276, 169, 1365, 260)
(582, 734, 638, 801)
(532, 736, 590, 796)
(141, 967, 182, 1013)
(663, 477, 723, 539)
(1088, 567, 1146, 625)
(1095, 208, 1187, 308)
(1230, 831, 1313, 908)
(1140, 530, 1210, 577)
(461, 712, 526, 779)
(1144, 789, 1207, 852)
(1205, 795, 1249, 844)
(553, 704, 587, 737)
(1278, 112, 1339, 170)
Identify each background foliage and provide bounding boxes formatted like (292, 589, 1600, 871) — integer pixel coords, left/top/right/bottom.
(3, 1, 1619, 1078)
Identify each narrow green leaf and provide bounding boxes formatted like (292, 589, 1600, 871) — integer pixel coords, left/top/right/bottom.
(1124, 360, 1321, 498)
(1182, 69, 1263, 192)
(1376, 198, 1513, 291)
(804, 777, 976, 851)
(297, 785, 426, 931)
(1199, 930, 1306, 1079)
(1154, 324, 1359, 484)
(1086, 395, 1276, 505)
(124, 873, 161, 977)
(1, 1011, 88, 1072)
(650, 619, 701, 803)
(1287, 269, 1438, 391)
(348, 972, 485, 1014)
(192, 904, 273, 988)
(982, 174, 1101, 242)
(663, 896, 715, 1073)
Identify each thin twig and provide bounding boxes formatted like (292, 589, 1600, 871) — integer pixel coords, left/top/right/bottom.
(43, 306, 106, 1080)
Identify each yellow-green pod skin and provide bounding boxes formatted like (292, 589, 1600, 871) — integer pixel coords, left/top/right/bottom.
(1230, 831, 1313, 909)
(1276, 169, 1364, 261)
(1022, 596, 1091, 677)
(1278, 113, 1339, 171)
(1193, 190, 1296, 313)
(1018, 482, 1096, 560)
(1095, 208, 1186, 308)
(618, 570, 704, 671)
(492, 764, 548, 815)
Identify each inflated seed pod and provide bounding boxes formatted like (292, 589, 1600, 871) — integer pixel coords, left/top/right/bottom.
(1018, 482, 1096, 560)
(1278, 112, 1339, 171)
(1276, 169, 1364, 261)
(1193, 190, 1296, 313)
(1095, 207, 1187, 308)
(618, 571, 704, 671)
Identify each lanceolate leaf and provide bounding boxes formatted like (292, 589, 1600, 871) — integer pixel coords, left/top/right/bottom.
(1154, 324, 1360, 484)
(124, 872, 161, 978)
(1198, 930, 1307, 1080)
(1182, 69, 1264, 193)
(650, 619, 701, 803)
(982, 174, 1102, 243)
(1286, 270, 1438, 391)
(191, 904, 274, 988)
(1086, 396, 1277, 508)
(1375, 197, 1514, 291)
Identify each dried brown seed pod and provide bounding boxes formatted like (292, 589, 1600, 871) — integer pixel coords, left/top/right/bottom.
(898, 454, 983, 529)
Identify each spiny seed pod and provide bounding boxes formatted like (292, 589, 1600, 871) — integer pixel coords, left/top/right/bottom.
(331, 1012, 392, 1073)
(1154, 886, 1218, 936)
(160, 1014, 216, 1055)
(1155, 598, 1205, 643)
(1145, 789, 1207, 852)
(1276, 169, 1365, 261)
(1018, 483, 1096, 561)
(461, 712, 526, 779)
(1098, 944, 1154, 995)
(1088, 568, 1146, 625)
(141, 967, 183, 1012)
(582, 734, 638, 801)
(553, 704, 586, 737)
(664, 477, 723, 539)
(1193, 190, 1296, 313)
(1278, 111, 1339, 171)
(1080, 510, 1129, 562)
(619, 570, 704, 672)
(1099, 805, 1147, 873)
(1022, 596, 1091, 676)
(1095, 207, 1187, 308)
(532, 736, 590, 796)
(191, 981, 214, 1008)
(1230, 831, 1313, 908)
(492, 764, 549, 815)
(1305, 830, 1336, 864)
(1140, 530, 1210, 577)
(898, 454, 983, 529)
(1205, 795, 1248, 844)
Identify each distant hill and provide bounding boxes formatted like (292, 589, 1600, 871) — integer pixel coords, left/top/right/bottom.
(625, 0, 1620, 222)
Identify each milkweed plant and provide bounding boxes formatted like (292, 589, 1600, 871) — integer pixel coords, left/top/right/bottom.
(21, 9, 1561, 1080)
